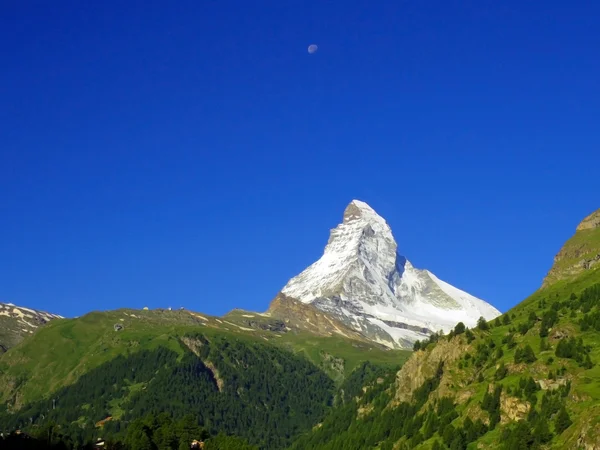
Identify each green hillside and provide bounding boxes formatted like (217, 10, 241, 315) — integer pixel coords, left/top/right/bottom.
(0, 306, 408, 449)
(0, 307, 407, 408)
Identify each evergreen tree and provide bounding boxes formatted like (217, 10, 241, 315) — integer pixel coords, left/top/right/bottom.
(495, 363, 508, 381)
(477, 316, 489, 331)
(555, 406, 572, 434)
(533, 416, 553, 445)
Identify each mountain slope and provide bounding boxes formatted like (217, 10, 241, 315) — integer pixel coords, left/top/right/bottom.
(1, 332, 336, 449)
(274, 200, 500, 348)
(0, 307, 407, 407)
(0, 306, 409, 448)
(290, 206, 600, 450)
(0, 302, 62, 352)
(543, 207, 600, 287)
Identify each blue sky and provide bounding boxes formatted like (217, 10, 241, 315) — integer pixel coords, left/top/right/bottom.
(1, 1, 599, 318)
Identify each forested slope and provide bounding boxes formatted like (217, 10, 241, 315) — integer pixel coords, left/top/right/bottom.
(289, 270, 600, 449)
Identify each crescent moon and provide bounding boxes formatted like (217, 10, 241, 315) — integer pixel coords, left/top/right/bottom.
(308, 44, 318, 54)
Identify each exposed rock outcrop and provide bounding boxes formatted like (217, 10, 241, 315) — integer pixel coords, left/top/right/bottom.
(392, 337, 469, 404)
(543, 207, 600, 287)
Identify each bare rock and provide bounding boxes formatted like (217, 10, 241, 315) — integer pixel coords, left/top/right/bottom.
(500, 394, 530, 423)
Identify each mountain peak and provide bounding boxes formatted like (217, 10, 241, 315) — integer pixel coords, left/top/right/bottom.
(277, 201, 500, 348)
(577, 208, 600, 231)
(543, 207, 600, 287)
(342, 200, 383, 224)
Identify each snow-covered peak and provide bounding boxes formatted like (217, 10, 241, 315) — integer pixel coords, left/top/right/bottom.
(342, 200, 386, 224)
(285, 199, 398, 304)
(279, 200, 501, 348)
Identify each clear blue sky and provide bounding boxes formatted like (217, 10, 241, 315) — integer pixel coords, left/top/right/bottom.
(1, 1, 599, 318)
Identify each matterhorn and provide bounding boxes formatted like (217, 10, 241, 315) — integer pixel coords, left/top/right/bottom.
(272, 200, 501, 348)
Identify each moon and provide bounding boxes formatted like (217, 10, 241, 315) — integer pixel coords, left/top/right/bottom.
(308, 44, 318, 54)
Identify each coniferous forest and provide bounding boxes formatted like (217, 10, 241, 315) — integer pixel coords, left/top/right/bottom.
(0, 332, 334, 450)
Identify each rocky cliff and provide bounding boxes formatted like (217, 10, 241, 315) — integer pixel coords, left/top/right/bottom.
(543, 208, 600, 287)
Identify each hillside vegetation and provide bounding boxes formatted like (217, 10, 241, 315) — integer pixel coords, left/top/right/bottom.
(291, 269, 600, 449)
(0, 307, 408, 407)
(0, 307, 408, 449)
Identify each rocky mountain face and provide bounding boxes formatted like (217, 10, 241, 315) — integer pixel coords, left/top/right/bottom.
(271, 200, 501, 349)
(0, 302, 62, 351)
(543, 207, 600, 287)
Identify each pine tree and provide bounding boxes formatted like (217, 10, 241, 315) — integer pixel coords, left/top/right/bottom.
(477, 316, 489, 331)
(555, 406, 572, 433)
(533, 417, 553, 445)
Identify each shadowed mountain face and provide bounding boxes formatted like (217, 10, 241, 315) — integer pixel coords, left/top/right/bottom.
(0, 303, 62, 351)
(273, 200, 500, 349)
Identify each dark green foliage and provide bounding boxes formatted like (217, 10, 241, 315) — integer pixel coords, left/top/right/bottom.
(555, 406, 572, 434)
(496, 347, 504, 359)
(514, 376, 540, 403)
(442, 424, 456, 447)
(0, 335, 335, 449)
(495, 363, 508, 380)
(555, 337, 594, 368)
(515, 311, 538, 336)
(204, 433, 258, 450)
(123, 414, 209, 450)
(473, 342, 491, 368)
(0, 433, 68, 450)
(481, 385, 503, 429)
(502, 314, 511, 325)
(501, 421, 534, 450)
(413, 340, 422, 351)
(532, 416, 553, 445)
(502, 332, 516, 349)
(514, 345, 537, 364)
(338, 361, 394, 405)
(493, 317, 502, 328)
(454, 322, 466, 335)
(465, 329, 475, 343)
(477, 316, 489, 331)
(290, 363, 451, 450)
(539, 310, 558, 337)
(572, 283, 600, 313)
(539, 338, 549, 352)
